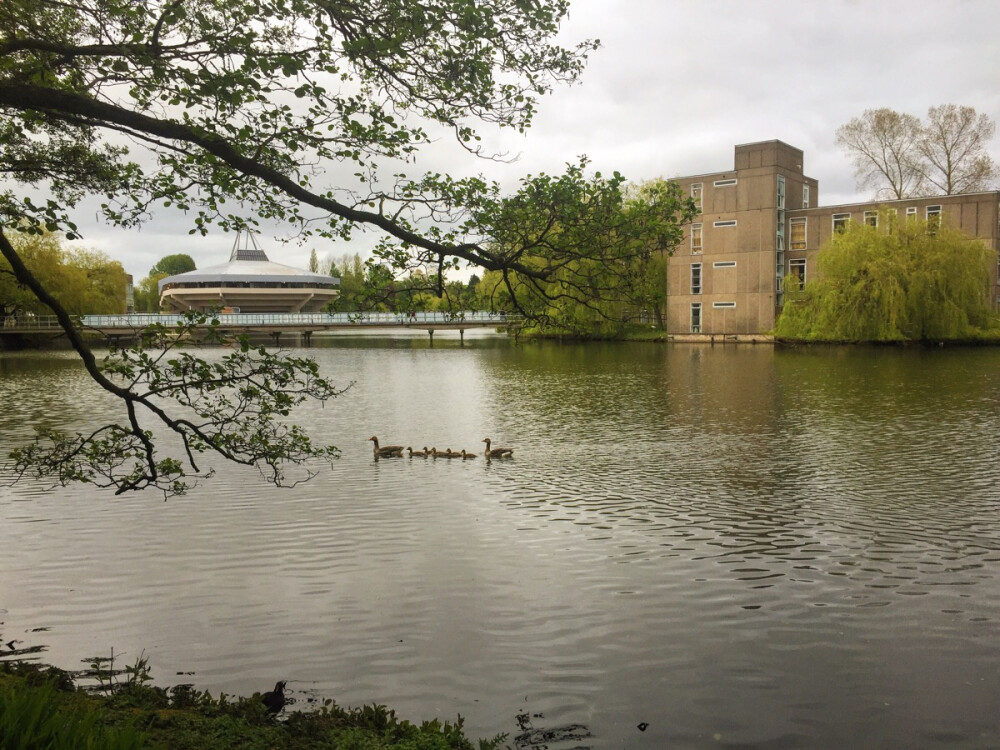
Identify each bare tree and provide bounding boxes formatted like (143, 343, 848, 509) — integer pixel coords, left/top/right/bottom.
(918, 105, 998, 195)
(836, 108, 925, 199)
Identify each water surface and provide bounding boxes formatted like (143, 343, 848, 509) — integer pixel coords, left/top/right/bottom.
(1, 336, 999, 749)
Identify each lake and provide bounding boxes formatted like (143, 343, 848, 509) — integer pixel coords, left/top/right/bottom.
(1, 333, 999, 749)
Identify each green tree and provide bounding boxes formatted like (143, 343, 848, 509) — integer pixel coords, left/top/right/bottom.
(1, 232, 126, 317)
(308, 248, 319, 274)
(0, 0, 692, 493)
(132, 272, 167, 312)
(474, 174, 693, 335)
(323, 253, 366, 311)
(775, 213, 999, 342)
(149, 254, 196, 277)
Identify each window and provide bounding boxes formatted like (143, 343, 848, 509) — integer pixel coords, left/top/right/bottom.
(926, 205, 941, 234)
(802, 185, 810, 209)
(864, 210, 878, 227)
(790, 218, 807, 250)
(833, 213, 850, 233)
(691, 263, 702, 295)
(713, 178, 737, 187)
(713, 261, 736, 268)
(789, 258, 806, 290)
(713, 301, 736, 309)
(690, 183, 702, 210)
(714, 220, 737, 227)
(690, 303, 702, 333)
(906, 206, 917, 219)
(777, 175, 786, 210)
(691, 223, 703, 253)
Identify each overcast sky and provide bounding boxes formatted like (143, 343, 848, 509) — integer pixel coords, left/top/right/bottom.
(71, 0, 1000, 280)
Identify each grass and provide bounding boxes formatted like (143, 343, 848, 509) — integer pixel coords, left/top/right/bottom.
(0, 661, 507, 750)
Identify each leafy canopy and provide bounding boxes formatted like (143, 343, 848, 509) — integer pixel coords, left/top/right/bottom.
(775, 212, 1000, 343)
(0, 231, 127, 316)
(149, 254, 196, 277)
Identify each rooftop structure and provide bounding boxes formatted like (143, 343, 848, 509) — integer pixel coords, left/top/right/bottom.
(158, 233, 339, 313)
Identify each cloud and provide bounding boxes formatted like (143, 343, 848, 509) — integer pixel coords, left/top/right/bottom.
(11, 0, 1000, 279)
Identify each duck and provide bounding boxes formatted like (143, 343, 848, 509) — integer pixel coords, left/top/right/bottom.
(407, 447, 429, 457)
(460, 450, 478, 460)
(369, 436, 403, 457)
(432, 447, 459, 458)
(261, 680, 287, 715)
(482, 437, 513, 458)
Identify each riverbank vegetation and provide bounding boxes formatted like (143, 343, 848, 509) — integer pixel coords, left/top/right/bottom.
(0, 660, 504, 750)
(775, 214, 1000, 343)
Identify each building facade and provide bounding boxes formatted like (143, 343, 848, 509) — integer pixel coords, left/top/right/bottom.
(665, 140, 1000, 339)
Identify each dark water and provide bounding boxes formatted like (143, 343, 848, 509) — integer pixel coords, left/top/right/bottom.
(2, 334, 999, 749)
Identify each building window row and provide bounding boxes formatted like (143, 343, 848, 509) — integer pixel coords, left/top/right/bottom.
(832, 205, 943, 233)
(714, 178, 737, 187)
(691, 263, 702, 294)
(713, 220, 737, 228)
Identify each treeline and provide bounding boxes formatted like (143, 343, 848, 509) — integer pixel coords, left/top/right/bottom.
(324, 253, 482, 313)
(0, 232, 127, 323)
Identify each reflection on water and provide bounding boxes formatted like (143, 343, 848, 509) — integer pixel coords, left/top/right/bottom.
(2, 338, 1000, 749)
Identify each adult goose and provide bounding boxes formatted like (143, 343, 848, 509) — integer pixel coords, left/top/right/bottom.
(369, 436, 403, 457)
(482, 438, 513, 458)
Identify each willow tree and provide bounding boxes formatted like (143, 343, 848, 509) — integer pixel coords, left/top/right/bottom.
(0, 231, 127, 318)
(775, 213, 999, 342)
(0, 0, 696, 495)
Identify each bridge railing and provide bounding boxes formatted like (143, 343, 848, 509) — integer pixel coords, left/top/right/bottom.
(2, 311, 520, 330)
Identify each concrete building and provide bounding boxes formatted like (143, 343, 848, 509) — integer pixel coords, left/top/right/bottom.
(666, 141, 1000, 339)
(158, 234, 339, 313)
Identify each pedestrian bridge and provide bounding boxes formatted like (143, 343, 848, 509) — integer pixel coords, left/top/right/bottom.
(0, 311, 520, 344)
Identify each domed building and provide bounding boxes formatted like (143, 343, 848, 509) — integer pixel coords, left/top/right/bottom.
(158, 234, 339, 313)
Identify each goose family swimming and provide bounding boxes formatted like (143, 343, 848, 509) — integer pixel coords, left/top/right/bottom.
(375, 439, 513, 460)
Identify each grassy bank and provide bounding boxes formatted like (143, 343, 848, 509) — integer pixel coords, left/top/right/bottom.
(0, 661, 505, 750)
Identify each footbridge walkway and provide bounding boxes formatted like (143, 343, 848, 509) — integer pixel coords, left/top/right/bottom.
(0, 311, 521, 345)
